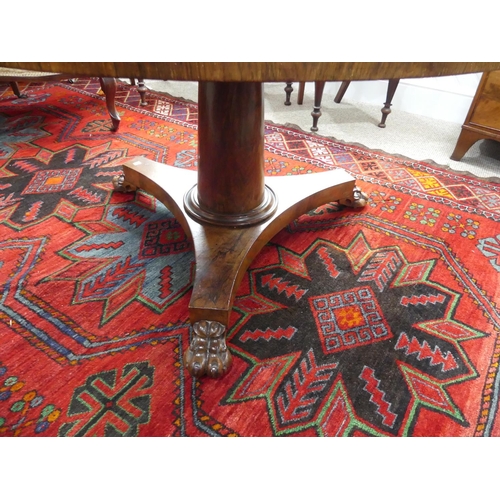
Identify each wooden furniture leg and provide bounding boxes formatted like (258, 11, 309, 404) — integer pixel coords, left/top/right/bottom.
(137, 79, 148, 106)
(311, 81, 326, 131)
(2, 73, 118, 132)
(284, 82, 305, 105)
(450, 71, 500, 161)
(334, 80, 351, 103)
(297, 81, 305, 105)
(98, 77, 120, 132)
(9, 81, 26, 98)
(379, 78, 400, 128)
(129, 78, 148, 106)
(284, 81, 293, 105)
(113, 81, 367, 379)
(450, 128, 484, 160)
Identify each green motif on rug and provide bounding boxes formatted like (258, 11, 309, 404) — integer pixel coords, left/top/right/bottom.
(58, 362, 154, 437)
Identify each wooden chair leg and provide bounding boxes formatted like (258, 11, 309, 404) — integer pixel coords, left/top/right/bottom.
(297, 82, 305, 105)
(379, 78, 400, 128)
(311, 81, 326, 132)
(450, 128, 484, 161)
(129, 78, 136, 86)
(334, 80, 351, 103)
(9, 81, 27, 98)
(284, 82, 293, 105)
(137, 79, 148, 106)
(99, 77, 120, 132)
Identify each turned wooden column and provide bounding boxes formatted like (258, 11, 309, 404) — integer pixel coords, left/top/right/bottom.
(197, 82, 265, 214)
(185, 82, 276, 227)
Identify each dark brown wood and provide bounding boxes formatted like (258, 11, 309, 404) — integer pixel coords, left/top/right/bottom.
(379, 78, 400, 128)
(284, 81, 293, 105)
(196, 82, 266, 217)
(283, 82, 306, 105)
(9, 81, 26, 98)
(451, 71, 500, 161)
(3, 62, 499, 82)
(184, 320, 232, 378)
(137, 79, 148, 106)
(311, 81, 326, 132)
(298, 81, 305, 104)
(98, 77, 120, 132)
(119, 156, 359, 377)
(334, 79, 400, 127)
(283, 82, 305, 104)
(128, 78, 148, 105)
(334, 80, 351, 103)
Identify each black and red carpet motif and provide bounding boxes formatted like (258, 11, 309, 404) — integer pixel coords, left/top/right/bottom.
(1, 79, 500, 436)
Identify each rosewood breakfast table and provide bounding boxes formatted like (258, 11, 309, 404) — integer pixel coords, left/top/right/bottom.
(3, 62, 500, 379)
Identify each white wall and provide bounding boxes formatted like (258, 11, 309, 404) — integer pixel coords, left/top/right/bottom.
(317, 73, 482, 124)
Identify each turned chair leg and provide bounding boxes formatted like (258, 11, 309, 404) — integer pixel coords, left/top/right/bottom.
(311, 81, 326, 132)
(335, 79, 400, 128)
(334, 80, 351, 103)
(128, 78, 148, 106)
(284, 81, 293, 105)
(284, 82, 305, 105)
(379, 78, 400, 128)
(137, 79, 148, 106)
(9, 81, 27, 98)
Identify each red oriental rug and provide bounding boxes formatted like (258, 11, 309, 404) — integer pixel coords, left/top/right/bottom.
(1, 79, 500, 437)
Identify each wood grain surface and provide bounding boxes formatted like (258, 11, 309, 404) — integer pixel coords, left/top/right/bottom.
(2, 62, 500, 82)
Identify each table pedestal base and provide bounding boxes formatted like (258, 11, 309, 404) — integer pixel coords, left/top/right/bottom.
(114, 157, 366, 378)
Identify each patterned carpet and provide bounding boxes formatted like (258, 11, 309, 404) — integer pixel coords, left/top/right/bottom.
(1, 79, 500, 436)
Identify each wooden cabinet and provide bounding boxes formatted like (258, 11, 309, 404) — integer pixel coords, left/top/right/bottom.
(451, 71, 500, 160)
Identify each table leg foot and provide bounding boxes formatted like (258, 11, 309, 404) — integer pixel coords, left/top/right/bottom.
(137, 79, 148, 106)
(284, 81, 293, 105)
(450, 127, 483, 161)
(9, 82, 27, 98)
(338, 186, 369, 208)
(99, 77, 121, 132)
(112, 174, 137, 193)
(120, 157, 359, 378)
(184, 320, 233, 378)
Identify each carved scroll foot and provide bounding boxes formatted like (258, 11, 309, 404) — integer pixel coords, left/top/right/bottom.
(112, 174, 137, 193)
(338, 186, 368, 208)
(184, 320, 232, 378)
